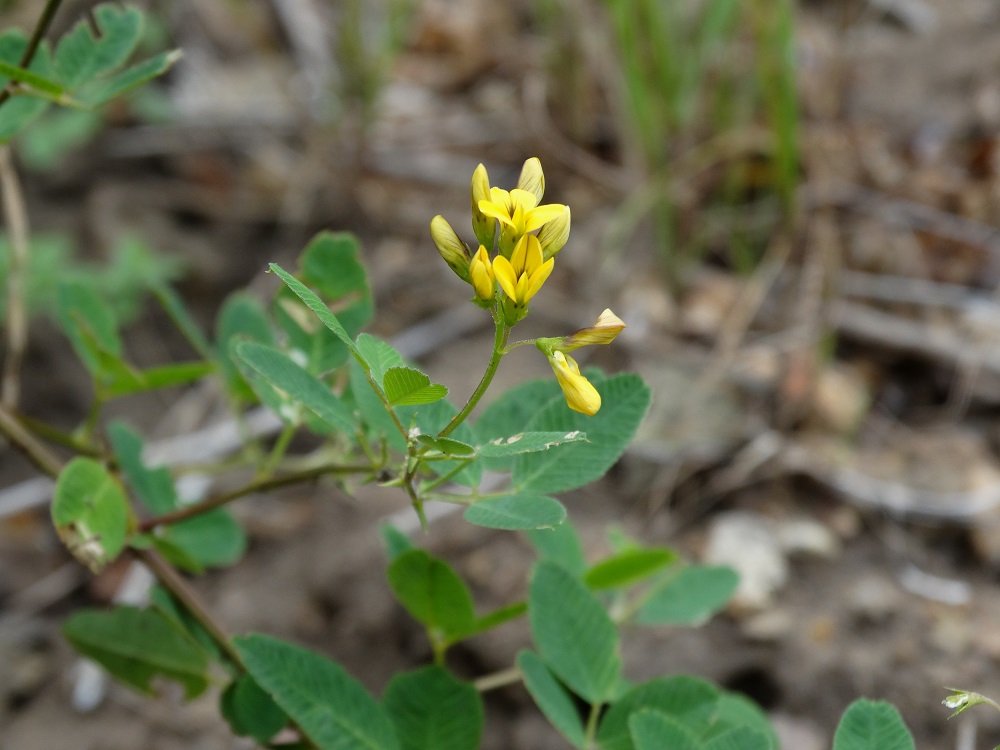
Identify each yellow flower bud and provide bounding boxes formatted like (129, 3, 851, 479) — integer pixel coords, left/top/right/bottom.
(557, 308, 625, 351)
(471, 163, 495, 249)
(430, 215, 470, 282)
(548, 351, 601, 415)
(516, 157, 545, 204)
(537, 205, 571, 260)
(493, 234, 553, 308)
(469, 245, 495, 302)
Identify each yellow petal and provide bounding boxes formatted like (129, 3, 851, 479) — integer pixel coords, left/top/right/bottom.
(516, 157, 545, 203)
(489, 187, 512, 214)
(538, 206, 571, 260)
(510, 234, 530, 275)
(469, 246, 495, 301)
(521, 234, 544, 275)
(509, 188, 540, 212)
(471, 164, 491, 205)
(471, 163, 495, 248)
(524, 203, 567, 233)
(478, 200, 515, 227)
(492, 255, 518, 301)
(550, 352, 601, 415)
(523, 257, 554, 303)
(559, 308, 626, 351)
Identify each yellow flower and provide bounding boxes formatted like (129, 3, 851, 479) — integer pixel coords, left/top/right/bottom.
(430, 215, 470, 281)
(537, 205, 571, 260)
(516, 157, 545, 204)
(470, 163, 494, 249)
(548, 351, 601, 415)
(557, 308, 625, 352)
(478, 188, 566, 258)
(492, 234, 554, 308)
(469, 245, 495, 302)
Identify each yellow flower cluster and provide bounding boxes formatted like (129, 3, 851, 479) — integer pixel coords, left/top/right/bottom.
(429, 158, 624, 416)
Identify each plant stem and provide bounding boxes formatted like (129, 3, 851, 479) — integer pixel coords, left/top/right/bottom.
(584, 702, 603, 748)
(0, 146, 30, 409)
(134, 547, 244, 666)
(138, 462, 377, 531)
(474, 666, 522, 693)
(0, 0, 64, 106)
(261, 422, 297, 476)
(15, 412, 104, 457)
(438, 311, 508, 437)
(0, 403, 64, 478)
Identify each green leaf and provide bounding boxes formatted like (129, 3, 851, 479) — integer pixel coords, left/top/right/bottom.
(0, 59, 64, 96)
(529, 561, 620, 704)
(52, 458, 130, 573)
(596, 677, 720, 750)
(467, 602, 528, 635)
(235, 341, 354, 434)
(474, 379, 563, 471)
(700, 727, 773, 750)
(274, 232, 373, 373)
(109, 422, 245, 570)
(149, 586, 222, 661)
(78, 49, 181, 107)
(53, 4, 143, 89)
(356, 333, 404, 385)
(514, 374, 651, 494)
(627, 710, 698, 750)
(706, 693, 780, 749)
(151, 282, 214, 360)
(464, 494, 566, 531)
(477, 430, 588, 458)
(103, 360, 213, 398)
(63, 606, 209, 699)
(416, 434, 476, 458)
(382, 666, 483, 750)
(585, 548, 678, 591)
(0, 32, 52, 141)
(57, 279, 122, 375)
(270, 262, 363, 361)
(380, 524, 414, 560)
(221, 674, 289, 744)
(636, 566, 739, 626)
(235, 634, 399, 750)
(108, 421, 175, 513)
(384, 366, 448, 407)
(526, 522, 587, 577)
(215, 292, 275, 403)
(387, 550, 476, 641)
(832, 699, 915, 750)
(167, 510, 246, 569)
(517, 650, 586, 748)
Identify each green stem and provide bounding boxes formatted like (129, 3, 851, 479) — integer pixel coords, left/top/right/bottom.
(584, 702, 603, 748)
(419, 459, 474, 493)
(0, 403, 64, 478)
(138, 462, 378, 531)
(438, 311, 508, 437)
(261, 422, 297, 476)
(14, 412, 103, 458)
(474, 666, 522, 693)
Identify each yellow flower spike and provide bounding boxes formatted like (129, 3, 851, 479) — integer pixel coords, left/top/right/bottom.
(548, 351, 602, 415)
(493, 234, 553, 308)
(430, 215, 470, 282)
(471, 163, 494, 249)
(557, 308, 626, 352)
(516, 157, 545, 204)
(537, 205, 571, 260)
(469, 245, 495, 302)
(478, 174, 567, 258)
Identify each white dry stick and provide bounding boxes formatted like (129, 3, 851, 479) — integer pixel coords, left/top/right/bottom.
(0, 144, 31, 409)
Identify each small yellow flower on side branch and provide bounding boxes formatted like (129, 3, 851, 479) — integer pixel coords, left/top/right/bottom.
(430, 215, 470, 282)
(557, 308, 626, 351)
(469, 245, 495, 303)
(493, 234, 554, 309)
(548, 351, 601, 416)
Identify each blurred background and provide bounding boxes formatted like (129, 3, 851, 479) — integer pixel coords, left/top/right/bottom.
(3, 0, 1000, 747)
